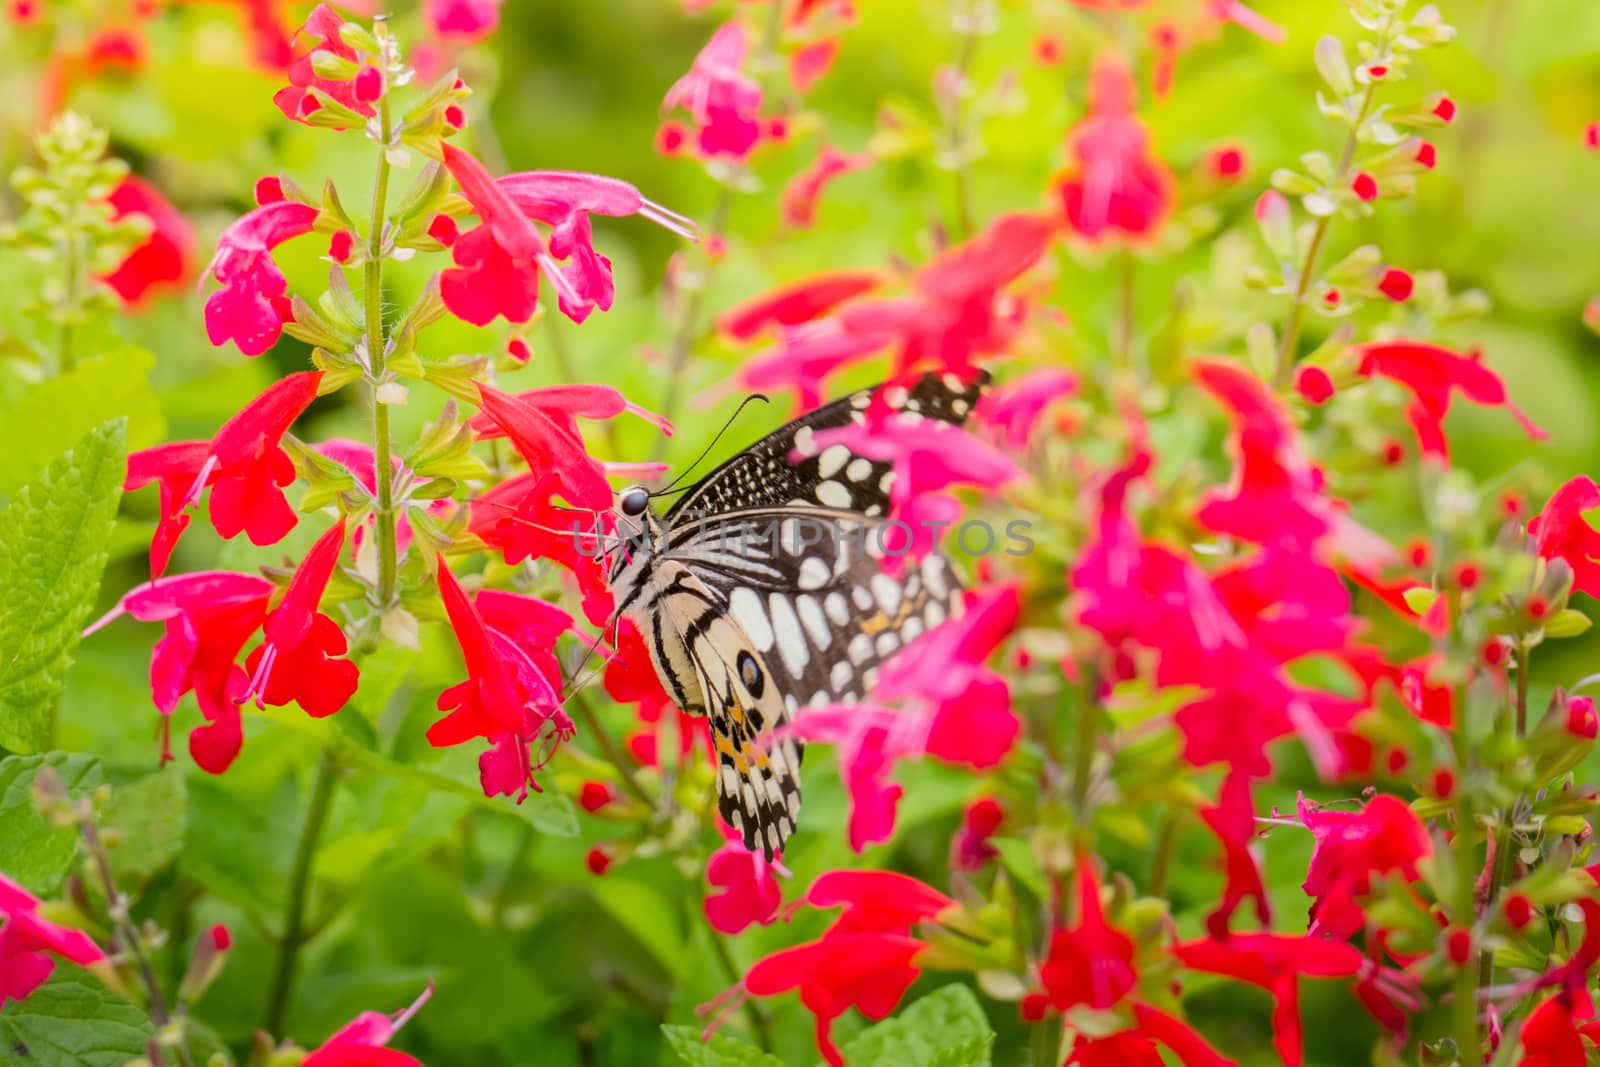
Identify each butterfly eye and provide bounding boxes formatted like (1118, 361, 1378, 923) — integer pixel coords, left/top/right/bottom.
(737, 651, 764, 698)
(618, 486, 650, 517)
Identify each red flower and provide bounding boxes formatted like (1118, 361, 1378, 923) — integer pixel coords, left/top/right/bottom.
(1297, 792, 1430, 939)
(83, 571, 273, 771)
(717, 270, 883, 341)
(301, 983, 432, 1067)
(423, 0, 502, 41)
(1066, 1007, 1237, 1067)
(1207, 144, 1247, 180)
(1295, 366, 1334, 404)
(0, 874, 106, 1005)
(1173, 934, 1363, 1067)
(951, 796, 1004, 871)
(1025, 858, 1136, 1015)
(201, 199, 319, 354)
(496, 169, 696, 323)
(1351, 172, 1378, 201)
(975, 367, 1078, 448)
(100, 176, 194, 304)
(1528, 477, 1600, 599)
(429, 560, 572, 801)
(469, 472, 615, 628)
(1516, 996, 1589, 1067)
(125, 371, 321, 575)
(1377, 267, 1414, 301)
(704, 821, 784, 934)
(236, 520, 359, 719)
(440, 145, 575, 326)
(273, 4, 376, 123)
(789, 38, 840, 94)
(473, 383, 615, 513)
(1199, 771, 1270, 937)
(1054, 54, 1176, 243)
(781, 143, 871, 228)
(663, 21, 765, 161)
(1352, 340, 1546, 460)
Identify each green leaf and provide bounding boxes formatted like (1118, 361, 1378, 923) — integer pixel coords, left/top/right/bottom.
(0, 420, 127, 753)
(828, 985, 995, 1067)
(1544, 608, 1593, 639)
(101, 769, 187, 885)
(0, 349, 161, 500)
(0, 753, 103, 895)
(0, 970, 152, 1067)
(663, 1024, 786, 1067)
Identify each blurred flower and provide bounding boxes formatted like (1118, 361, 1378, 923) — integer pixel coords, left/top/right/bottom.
(951, 796, 1004, 871)
(662, 21, 765, 160)
(274, 4, 376, 123)
(1206, 143, 1248, 180)
(718, 270, 883, 341)
(125, 371, 322, 576)
(789, 38, 840, 94)
(83, 571, 273, 771)
(1023, 858, 1136, 1015)
(1377, 267, 1413, 302)
(1528, 476, 1600, 599)
(302, 983, 433, 1067)
(100, 175, 194, 304)
(0, 874, 105, 1006)
(704, 821, 784, 934)
(1053, 54, 1175, 244)
(1297, 793, 1429, 939)
(423, 0, 502, 41)
(1352, 340, 1546, 461)
(781, 143, 870, 227)
(236, 520, 360, 719)
(974, 367, 1078, 448)
(201, 199, 319, 355)
(1199, 771, 1270, 937)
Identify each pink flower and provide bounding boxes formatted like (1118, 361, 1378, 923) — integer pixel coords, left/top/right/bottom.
(301, 983, 432, 1067)
(1054, 54, 1176, 243)
(1528, 477, 1600, 599)
(1352, 339, 1546, 460)
(717, 270, 883, 341)
(663, 21, 765, 161)
(789, 38, 840, 94)
(1198, 771, 1270, 938)
(439, 145, 576, 326)
(100, 176, 194, 304)
(781, 143, 870, 228)
(125, 371, 321, 576)
(84, 571, 273, 771)
(422, 0, 502, 40)
(1297, 792, 1430, 939)
(975, 367, 1078, 448)
(236, 520, 360, 719)
(429, 560, 571, 801)
(0, 874, 106, 1005)
(704, 822, 784, 934)
(273, 4, 375, 123)
(201, 198, 318, 354)
(496, 170, 696, 323)
(951, 796, 1004, 871)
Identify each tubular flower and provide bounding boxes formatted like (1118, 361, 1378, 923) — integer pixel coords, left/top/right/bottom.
(273, 3, 376, 123)
(496, 170, 697, 323)
(662, 21, 765, 161)
(473, 383, 615, 513)
(0, 874, 107, 1006)
(125, 371, 322, 576)
(718, 270, 883, 341)
(704, 820, 784, 934)
(469, 472, 615, 628)
(781, 143, 871, 227)
(423, 0, 503, 41)
(1528, 477, 1600, 599)
(1352, 340, 1546, 461)
(429, 560, 572, 802)
(1297, 792, 1430, 939)
(302, 983, 433, 1067)
(201, 198, 319, 354)
(1054, 54, 1176, 244)
(100, 175, 194, 304)
(83, 571, 274, 772)
(975, 367, 1079, 448)
(237, 520, 360, 719)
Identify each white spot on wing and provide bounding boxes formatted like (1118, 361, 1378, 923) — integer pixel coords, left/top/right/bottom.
(830, 659, 853, 691)
(797, 594, 831, 648)
(852, 586, 874, 611)
(922, 555, 949, 599)
(817, 445, 849, 477)
(815, 480, 851, 508)
(793, 426, 816, 454)
(846, 457, 873, 482)
(729, 587, 775, 652)
(848, 633, 872, 664)
(825, 592, 850, 625)
(870, 573, 903, 615)
(769, 593, 810, 677)
(799, 557, 831, 590)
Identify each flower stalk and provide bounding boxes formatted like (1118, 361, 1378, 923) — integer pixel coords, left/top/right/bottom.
(366, 54, 400, 611)
(263, 752, 339, 1035)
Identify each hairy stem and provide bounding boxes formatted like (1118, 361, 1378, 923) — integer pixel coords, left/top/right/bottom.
(263, 754, 338, 1035)
(367, 90, 399, 610)
(82, 817, 195, 1067)
(1273, 77, 1381, 389)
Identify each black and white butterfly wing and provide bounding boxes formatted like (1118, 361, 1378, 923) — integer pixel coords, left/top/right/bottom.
(664, 371, 988, 522)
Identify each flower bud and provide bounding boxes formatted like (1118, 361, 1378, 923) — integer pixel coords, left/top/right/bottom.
(178, 924, 232, 1003)
(1314, 36, 1354, 96)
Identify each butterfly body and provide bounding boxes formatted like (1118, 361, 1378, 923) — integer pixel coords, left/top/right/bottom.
(607, 372, 985, 859)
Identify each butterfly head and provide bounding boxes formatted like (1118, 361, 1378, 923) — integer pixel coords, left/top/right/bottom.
(618, 485, 651, 518)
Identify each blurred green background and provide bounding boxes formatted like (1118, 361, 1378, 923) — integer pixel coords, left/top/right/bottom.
(2, 0, 1599, 1063)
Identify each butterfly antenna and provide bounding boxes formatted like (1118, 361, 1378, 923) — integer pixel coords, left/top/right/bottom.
(650, 393, 770, 498)
(560, 630, 614, 701)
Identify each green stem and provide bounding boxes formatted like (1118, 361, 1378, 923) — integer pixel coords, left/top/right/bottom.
(706, 919, 772, 1051)
(59, 232, 79, 375)
(1148, 807, 1179, 898)
(944, 0, 981, 240)
(1450, 706, 1480, 1059)
(1272, 77, 1381, 389)
(490, 822, 535, 927)
(1030, 1012, 1063, 1067)
(571, 691, 655, 810)
(82, 818, 196, 1067)
(1514, 639, 1530, 738)
(1070, 671, 1100, 826)
(263, 754, 338, 1036)
(1116, 251, 1136, 373)
(652, 188, 734, 458)
(366, 91, 399, 610)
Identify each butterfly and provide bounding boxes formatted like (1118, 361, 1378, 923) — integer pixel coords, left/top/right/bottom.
(606, 371, 988, 860)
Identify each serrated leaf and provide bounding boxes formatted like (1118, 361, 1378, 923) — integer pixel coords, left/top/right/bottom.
(828, 984, 995, 1067)
(0, 969, 152, 1067)
(0, 419, 127, 753)
(663, 1025, 786, 1067)
(0, 753, 103, 895)
(0, 349, 160, 500)
(101, 769, 186, 885)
